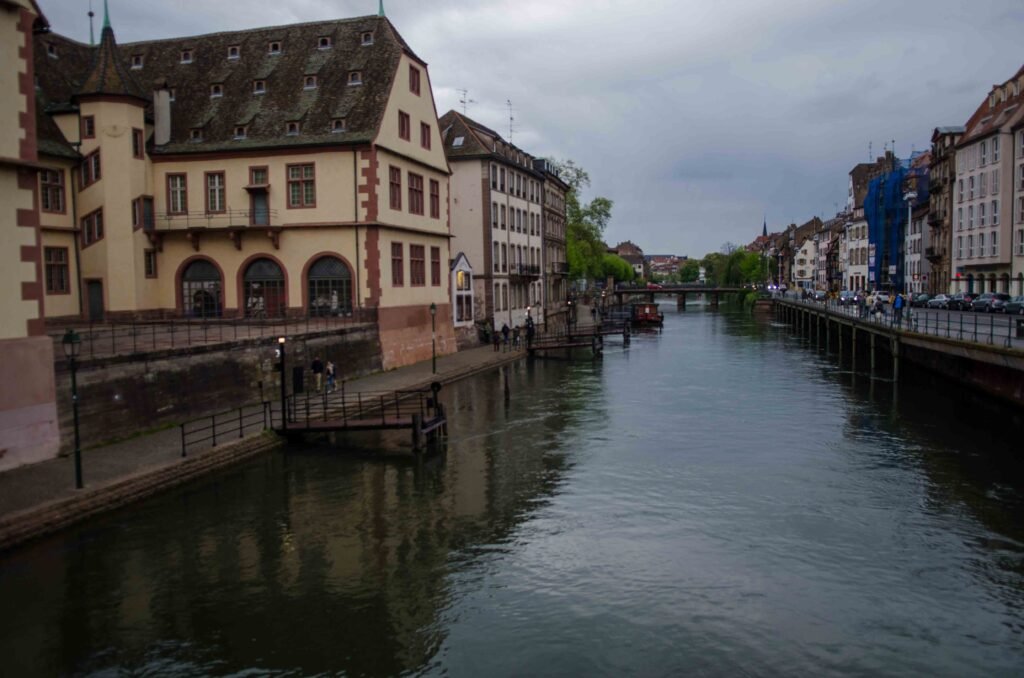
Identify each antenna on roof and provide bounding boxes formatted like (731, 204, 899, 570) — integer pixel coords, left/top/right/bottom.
(88, 0, 95, 45)
(457, 89, 476, 115)
(506, 99, 515, 142)
(868, 141, 872, 161)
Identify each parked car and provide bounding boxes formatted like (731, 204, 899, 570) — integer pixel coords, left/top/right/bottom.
(1005, 295, 1024, 315)
(927, 294, 951, 309)
(910, 293, 930, 308)
(839, 290, 858, 305)
(948, 292, 973, 311)
(873, 291, 890, 304)
(646, 282, 663, 290)
(978, 293, 1012, 312)
(970, 292, 998, 312)
(812, 290, 827, 302)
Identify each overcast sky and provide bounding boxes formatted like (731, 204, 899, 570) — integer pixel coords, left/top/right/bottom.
(40, 0, 1024, 257)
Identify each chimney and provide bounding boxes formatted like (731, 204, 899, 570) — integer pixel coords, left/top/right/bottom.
(153, 77, 170, 146)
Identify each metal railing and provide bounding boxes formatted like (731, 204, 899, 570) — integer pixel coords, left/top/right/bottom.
(49, 308, 377, 361)
(180, 401, 271, 457)
(153, 208, 280, 230)
(284, 385, 442, 429)
(782, 297, 1024, 350)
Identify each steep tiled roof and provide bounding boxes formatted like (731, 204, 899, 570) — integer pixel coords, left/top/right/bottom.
(35, 98, 78, 160)
(439, 109, 544, 177)
(77, 25, 147, 103)
(959, 64, 1024, 146)
(34, 15, 411, 155)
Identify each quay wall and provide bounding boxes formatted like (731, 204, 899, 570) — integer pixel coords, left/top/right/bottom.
(774, 300, 1024, 408)
(0, 432, 283, 554)
(54, 325, 381, 457)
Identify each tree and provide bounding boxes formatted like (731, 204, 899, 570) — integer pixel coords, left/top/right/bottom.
(678, 259, 700, 283)
(548, 159, 614, 283)
(601, 253, 634, 282)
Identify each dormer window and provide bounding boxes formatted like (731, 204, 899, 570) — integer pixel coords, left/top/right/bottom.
(318, 36, 332, 50)
(268, 41, 281, 55)
(180, 49, 193, 64)
(303, 75, 317, 90)
(189, 128, 203, 142)
(286, 122, 300, 136)
(331, 118, 347, 133)
(253, 79, 266, 95)
(348, 71, 362, 86)
(361, 32, 374, 46)
(47, 43, 58, 59)
(227, 45, 240, 60)
(234, 126, 248, 140)
(210, 83, 224, 98)
(131, 54, 143, 69)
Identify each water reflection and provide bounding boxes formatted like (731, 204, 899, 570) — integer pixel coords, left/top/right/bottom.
(1, 307, 1022, 675)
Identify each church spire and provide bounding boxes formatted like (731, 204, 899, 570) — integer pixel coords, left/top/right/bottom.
(378, 0, 385, 17)
(103, 0, 110, 30)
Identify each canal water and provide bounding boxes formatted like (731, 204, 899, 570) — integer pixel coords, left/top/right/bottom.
(2, 305, 1023, 676)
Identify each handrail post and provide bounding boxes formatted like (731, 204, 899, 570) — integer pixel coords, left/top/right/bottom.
(180, 424, 187, 458)
(211, 413, 217, 447)
(238, 407, 244, 439)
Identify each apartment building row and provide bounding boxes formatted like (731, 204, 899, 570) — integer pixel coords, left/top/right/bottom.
(0, 0, 572, 468)
(760, 64, 1024, 298)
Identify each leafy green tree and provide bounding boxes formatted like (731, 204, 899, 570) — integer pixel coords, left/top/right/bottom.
(678, 259, 700, 282)
(548, 159, 614, 282)
(601, 253, 634, 282)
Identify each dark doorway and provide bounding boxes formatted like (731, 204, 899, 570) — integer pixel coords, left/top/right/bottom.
(87, 280, 104, 321)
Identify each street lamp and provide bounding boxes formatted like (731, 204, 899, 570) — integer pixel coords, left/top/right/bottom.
(61, 329, 83, 489)
(566, 298, 574, 337)
(277, 336, 287, 430)
(430, 302, 437, 374)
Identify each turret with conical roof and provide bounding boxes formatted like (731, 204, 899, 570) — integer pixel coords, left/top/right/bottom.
(75, 0, 147, 103)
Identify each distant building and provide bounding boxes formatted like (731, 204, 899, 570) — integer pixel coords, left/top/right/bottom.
(928, 126, 964, 295)
(610, 241, 646, 278)
(441, 110, 545, 333)
(952, 65, 1024, 295)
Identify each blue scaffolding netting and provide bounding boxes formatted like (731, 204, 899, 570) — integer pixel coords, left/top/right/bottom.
(864, 152, 929, 291)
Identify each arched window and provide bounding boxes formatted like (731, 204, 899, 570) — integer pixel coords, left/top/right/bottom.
(243, 258, 285, 317)
(307, 256, 353, 316)
(182, 259, 222, 318)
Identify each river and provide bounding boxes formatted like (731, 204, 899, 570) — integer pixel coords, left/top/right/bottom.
(2, 305, 1023, 676)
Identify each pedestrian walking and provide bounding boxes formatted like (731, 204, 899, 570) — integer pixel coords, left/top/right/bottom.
(893, 293, 904, 327)
(493, 328, 501, 351)
(512, 325, 521, 349)
(311, 356, 324, 392)
(325, 360, 336, 392)
(501, 323, 510, 351)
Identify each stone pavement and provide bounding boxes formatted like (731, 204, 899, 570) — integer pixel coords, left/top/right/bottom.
(0, 339, 534, 523)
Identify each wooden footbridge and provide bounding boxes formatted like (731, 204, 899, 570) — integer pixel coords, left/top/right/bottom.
(276, 382, 447, 451)
(526, 320, 634, 358)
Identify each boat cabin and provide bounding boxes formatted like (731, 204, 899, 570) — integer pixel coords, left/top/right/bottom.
(631, 302, 664, 326)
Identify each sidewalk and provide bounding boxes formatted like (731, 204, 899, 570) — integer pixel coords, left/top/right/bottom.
(0, 340, 531, 525)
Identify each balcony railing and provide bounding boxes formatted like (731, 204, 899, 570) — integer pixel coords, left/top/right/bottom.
(509, 263, 541, 278)
(152, 208, 279, 231)
(550, 261, 569, 274)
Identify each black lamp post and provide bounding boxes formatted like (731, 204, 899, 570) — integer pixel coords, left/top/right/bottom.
(61, 329, 83, 489)
(277, 336, 287, 430)
(566, 299, 574, 338)
(430, 302, 437, 374)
